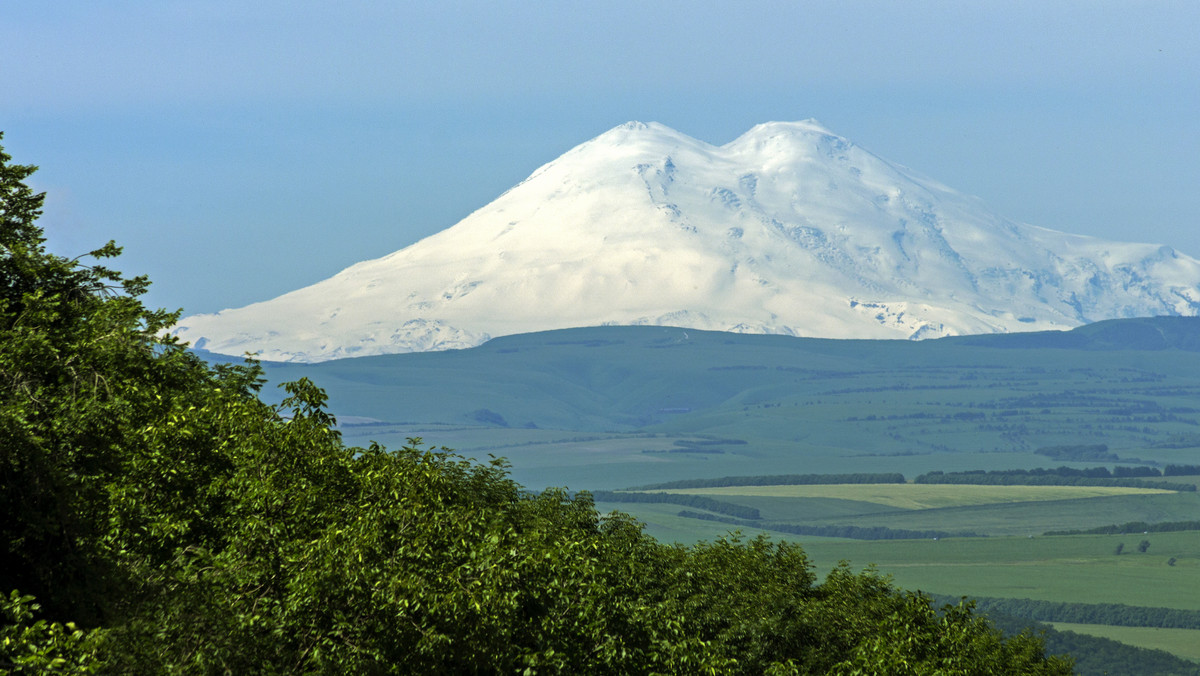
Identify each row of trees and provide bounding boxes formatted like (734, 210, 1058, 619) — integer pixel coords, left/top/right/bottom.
(0, 135, 1072, 672)
(1164, 464, 1200, 476)
(1029, 452, 1200, 478)
(589, 491, 762, 520)
(1034, 444, 1120, 462)
(1046, 520, 1200, 536)
(932, 595, 1200, 630)
(678, 511, 984, 541)
(915, 469, 1196, 491)
(633, 464, 1200, 494)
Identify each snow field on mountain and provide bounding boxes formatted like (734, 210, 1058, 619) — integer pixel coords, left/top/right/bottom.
(176, 120, 1200, 362)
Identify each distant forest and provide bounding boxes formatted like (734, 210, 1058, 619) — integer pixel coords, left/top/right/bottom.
(677, 511, 984, 541)
(1046, 520, 1200, 536)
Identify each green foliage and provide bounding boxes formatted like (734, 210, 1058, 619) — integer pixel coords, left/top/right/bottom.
(0, 591, 101, 674)
(822, 591, 1072, 676)
(1, 131, 235, 623)
(108, 442, 706, 673)
(0, 135, 1074, 673)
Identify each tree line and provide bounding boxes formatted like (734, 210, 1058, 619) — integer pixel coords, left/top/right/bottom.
(678, 511, 985, 541)
(633, 465, 1200, 493)
(1045, 520, 1200, 536)
(1034, 444, 1120, 462)
(930, 595, 1200, 630)
(914, 469, 1197, 491)
(0, 135, 1071, 673)
(629, 472, 907, 491)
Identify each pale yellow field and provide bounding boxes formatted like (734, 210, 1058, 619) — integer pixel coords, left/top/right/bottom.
(1048, 623, 1200, 662)
(641, 484, 1173, 510)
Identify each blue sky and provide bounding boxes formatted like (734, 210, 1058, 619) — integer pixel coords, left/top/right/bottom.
(3, 1, 1198, 315)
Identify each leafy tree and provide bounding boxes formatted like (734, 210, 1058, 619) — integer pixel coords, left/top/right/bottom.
(1139, 539, 1151, 553)
(1, 130, 275, 629)
(1, 135, 156, 622)
(0, 592, 101, 674)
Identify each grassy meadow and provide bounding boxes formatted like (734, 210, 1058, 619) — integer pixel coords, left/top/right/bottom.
(599, 482, 1200, 663)
(649, 483, 1175, 509)
(1048, 624, 1200, 663)
(597, 497, 1200, 665)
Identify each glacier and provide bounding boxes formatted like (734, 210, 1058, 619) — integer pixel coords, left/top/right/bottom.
(174, 120, 1200, 362)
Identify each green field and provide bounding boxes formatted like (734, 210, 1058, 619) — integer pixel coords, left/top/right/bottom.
(599, 484, 1200, 665)
(600, 502, 1200, 609)
(602, 490, 1200, 608)
(1049, 624, 1200, 663)
(648, 483, 1173, 510)
(607, 482, 1200, 539)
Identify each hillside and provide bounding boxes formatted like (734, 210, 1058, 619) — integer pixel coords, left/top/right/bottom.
(240, 317, 1200, 490)
(250, 316, 1200, 428)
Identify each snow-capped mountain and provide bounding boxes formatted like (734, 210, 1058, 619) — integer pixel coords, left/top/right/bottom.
(175, 120, 1200, 362)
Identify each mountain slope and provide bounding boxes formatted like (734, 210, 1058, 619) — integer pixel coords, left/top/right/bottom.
(176, 120, 1200, 362)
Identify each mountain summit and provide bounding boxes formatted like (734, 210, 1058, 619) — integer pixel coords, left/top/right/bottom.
(176, 121, 1200, 362)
